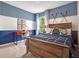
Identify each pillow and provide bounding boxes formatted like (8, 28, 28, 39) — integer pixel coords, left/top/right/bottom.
(60, 29, 67, 35)
(67, 29, 71, 35)
(52, 28, 60, 35)
(46, 28, 53, 34)
(60, 29, 71, 35)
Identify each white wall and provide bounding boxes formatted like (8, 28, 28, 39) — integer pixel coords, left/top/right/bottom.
(0, 15, 17, 30)
(0, 15, 37, 31)
(48, 15, 78, 31)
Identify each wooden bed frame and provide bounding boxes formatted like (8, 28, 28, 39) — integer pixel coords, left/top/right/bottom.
(25, 23, 72, 58)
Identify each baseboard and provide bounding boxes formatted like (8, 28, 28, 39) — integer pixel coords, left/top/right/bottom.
(0, 42, 14, 48)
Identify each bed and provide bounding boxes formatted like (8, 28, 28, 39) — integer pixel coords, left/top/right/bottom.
(25, 23, 75, 58)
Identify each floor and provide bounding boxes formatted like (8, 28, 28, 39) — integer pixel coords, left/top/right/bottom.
(0, 40, 79, 58)
(0, 40, 35, 58)
(72, 48, 79, 58)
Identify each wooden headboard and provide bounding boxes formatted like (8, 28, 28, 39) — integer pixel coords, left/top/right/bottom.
(48, 23, 72, 29)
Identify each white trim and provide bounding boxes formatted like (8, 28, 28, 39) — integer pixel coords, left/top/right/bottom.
(0, 42, 14, 48)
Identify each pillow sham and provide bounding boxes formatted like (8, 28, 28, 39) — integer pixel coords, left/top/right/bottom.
(60, 29, 71, 36)
(52, 28, 60, 35)
(59, 29, 67, 35)
(46, 28, 53, 34)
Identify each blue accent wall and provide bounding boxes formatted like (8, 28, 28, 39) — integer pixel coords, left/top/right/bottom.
(0, 30, 15, 45)
(0, 1, 35, 21)
(49, 1, 77, 19)
(0, 30, 36, 45)
(34, 14, 36, 21)
(39, 12, 45, 17)
(0, 2, 2, 15)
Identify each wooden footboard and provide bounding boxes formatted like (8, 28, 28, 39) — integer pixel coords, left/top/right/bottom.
(25, 38, 70, 58)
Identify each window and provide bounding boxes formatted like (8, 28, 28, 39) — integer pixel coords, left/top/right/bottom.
(39, 16, 46, 33)
(17, 19, 26, 30)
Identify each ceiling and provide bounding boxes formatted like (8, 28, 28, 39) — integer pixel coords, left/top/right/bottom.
(4, 1, 74, 13)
